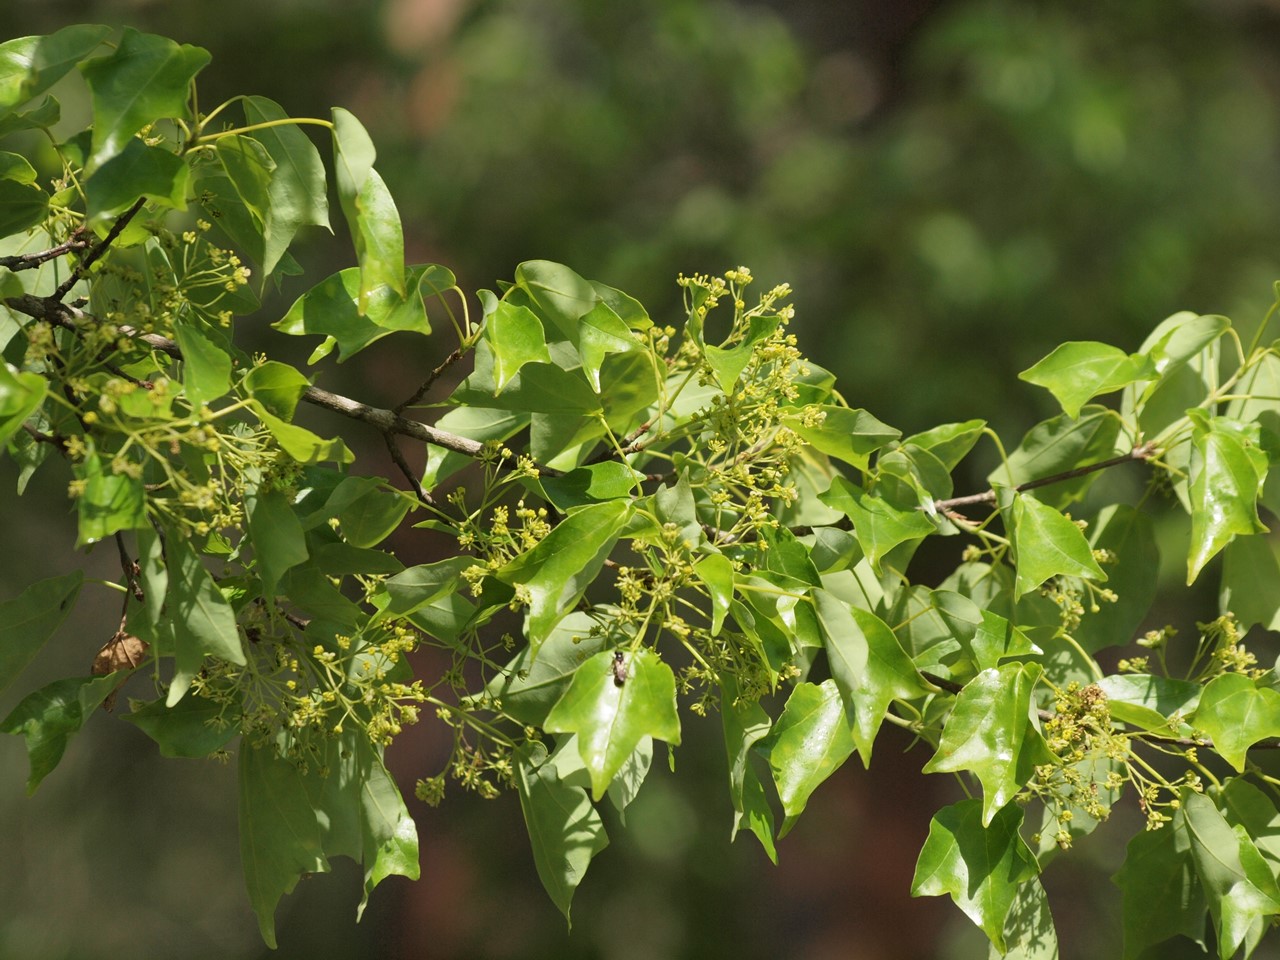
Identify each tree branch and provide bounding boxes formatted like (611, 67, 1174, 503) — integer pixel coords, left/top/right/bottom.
(52, 197, 146, 301)
(0, 228, 91, 272)
(931, 442, 1159, 513)
(394, 346, 464, 415)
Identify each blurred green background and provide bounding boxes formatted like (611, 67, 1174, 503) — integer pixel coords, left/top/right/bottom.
(3, 0, 1280, 957)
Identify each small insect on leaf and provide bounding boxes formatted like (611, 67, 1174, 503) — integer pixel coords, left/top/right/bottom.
(612, 650, 628, 688)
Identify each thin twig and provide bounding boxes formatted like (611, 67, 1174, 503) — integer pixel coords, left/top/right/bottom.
(588, 419, 653, 465)
(114, 532, 144, 603)
(52, 197, 146, 300)
(394, 347, 464, 415)
(931, 442, 1159, 513)
(0, 228, 91, 272)
(384, 432, 435, 505)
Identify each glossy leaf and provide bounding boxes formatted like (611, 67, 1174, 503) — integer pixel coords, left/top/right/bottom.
(992, 877, 1058, 960)
(242, 96, 331, 275)
(1182, 790, 1280, 959)
(238, 742, 328, 949)
(0, 674, 119, 793)
(813, 589, 929, 765)
(702, 313, 780, 392)
(514, 740, 609, 923)
(819, 476, 934, 572)
(123, 691, 239, 758)
(577, 300, 641, 392)
(75, 454, 147, 546)
(0, 26, 110, 112)
(0, 363, 45, 449)
(1113, 808, 1207, 959)
(721, 676, 776, 862)
(904, 419, 986, 471)
(0, 571, 82, 695)
(79, 28, 210, 169)
(173, 319, 233, 409)
(695, 553, 734, 636)
(243, 361, 310, 422)
(85, 137, 188, 221)
(1018, 340, 1154, 419)
(498, 500, 632, 649)
(992, 406, 1119, 508)
(1187, 411, 1268, 584)
(514, 260, 598, 342)
(544, 648, 680, 801)
(255, 404, 353, 464)
(164, 529, 246, 706)
(910, 799, 1038, 953)
(484, 300, 551, 392)
(538, 461, 644, 511)
(1096, 674, 1201, 731)
(923, 663, 1055, 825)
(1192, 673, 1280, 772)
(1073, 504, 1159, 652)
(453, 338, 602, 415)
(0, 95, 60, 136)
(760, 680, 855, 834)
(1141, 310, 1231, 378)
(783, 405, 900, 470)
(486, 611, 612, 725)
(332, 107, 404, 308)
(1010, 493, 1106, 599)
(245, 488, 309, 594)
(274, 264, 441, 361)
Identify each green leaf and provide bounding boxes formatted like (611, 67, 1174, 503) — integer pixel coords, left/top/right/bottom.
(514, 740, 609, 923)
(0, 363, 45, 448)
(992, 406, 1120, 509)
(274, 264, 439, 361)
(85, 137, 188, 221)
(0, 151, 36, 183)
(1182, 790, 1280, 960)
(720, 676, 776, 862)
(992, 877, 1058, 960)
(254, 403, 353, 464)
(760, 679, 855, 835)
(1073, 504, 1159, 653)
(332, 107, 403, 309)
(813, 589, 929, 765)
(605, 736, 652, 821)
(242, 96, 331, 276)
(923, 663, 1055, 825)
(577, 300, 641, 392)
(484, 300, 551, 392)
(0, 177, 48, 235)
(498, 500, 632, 649)
(1192, 673, 1280, 772)
(969, 609, 1039, 671)
(0, 25, 111, 112)
(819, 476, 935, 572)
(1218, 778, 1280, 880)
(904, 419, 986, 471)
(1220, 534, 1280, 632)
(379, 556, 472, 619)
(1010, 493, 1106, 599)
(538, 461, 644, 511)
(79, 28, 210, 170)
(0, 95, 60, 136)
(245, 488, 308, 594)
(783, 405, 900, 470)
(695, 553, 734, 636)
(544, 648, 680, 801)
(484, 611, 612, 725)
(75, 454, 147, 547)
(910, 799, 1038, 953)
(123, 691, 239, 758)
(172, 319, 233, 409)
(1018, 341, 1155, 419)
(243, 361, 310, 421)
(0, 571, 82, 695)
(1113, 808, 1207, 960)
(238, 742, 328, 949)
(1141, 310, 1231, 379)
(702, 313, 781, 392)
(0, 674, 120, 793)
(1187, 412, 1268, 584)
(514, 260, 598, 342)
(420, 406, 528, 489)
(453, 338, 602, 414)
(164, 529, 246, 706)
(335, 485, 411, 548)
(1096, 674, 1201, 731)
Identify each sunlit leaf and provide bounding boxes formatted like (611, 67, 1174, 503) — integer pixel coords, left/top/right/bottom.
(164, 529, 246, 706)
(332, 107, 404, 309)
(910, 799, 1038, 953)
(784, 405, 900, 471)
(1096, 674, 1201, 731)
(1187, 411, 1269, 584)
(514, 741, 609, 923)
(992, 406, 1120, 509)
(79, 28, 210, 169)
(819, 476, 935, 572)
(0, 363, 45, 449)
(544, 648, 680, 801)
(1010, 493, 1106, 599)
(1192, 673, 1280, 772)
(172, 319, 233, 409)
(923, 663, 1055, 825)
(485, 611, 612, 725)
(760, 679, 855, 835)
(1019, 341, 1154, 419)
(484, 300, 551, 392)
(0, 25, 111, 112)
